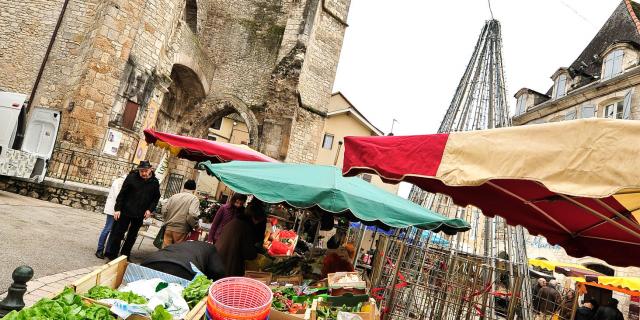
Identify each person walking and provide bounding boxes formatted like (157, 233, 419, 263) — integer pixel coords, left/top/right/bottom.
(594, 298, 624, 320)
(161, 179, 200, 248)
(536, 279, 561, 320)
(95, 173, 128, 259)
(105, 161, 160, 260)
(207, 193, 247, 244)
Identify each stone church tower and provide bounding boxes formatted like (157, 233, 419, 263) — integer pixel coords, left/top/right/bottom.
(0, 0, 350, 190)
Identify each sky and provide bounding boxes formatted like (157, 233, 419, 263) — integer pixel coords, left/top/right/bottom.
(332, 0, 622, 196)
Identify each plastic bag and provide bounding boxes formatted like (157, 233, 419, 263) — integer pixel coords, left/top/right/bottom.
(337, 311, 364, 320)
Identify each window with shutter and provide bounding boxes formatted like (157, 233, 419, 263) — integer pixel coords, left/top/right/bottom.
(122, 100, 140, 130)
(554, 75, 567, 99)
(623, 91, 632, 119)
(603, 50, 624, 80)
(516, 95, 527, 115)
(564, 109, 576, 121)
(580, 105, 596, 118)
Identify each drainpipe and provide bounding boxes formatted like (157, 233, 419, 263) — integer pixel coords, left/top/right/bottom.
(27, 0, 70, 113)
(333, 141, 343, 166)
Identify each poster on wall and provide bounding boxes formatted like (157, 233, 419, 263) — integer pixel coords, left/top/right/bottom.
(133, 100, 160, 164)
(155, 152, 169, 185)
(102, 129, 123, 156)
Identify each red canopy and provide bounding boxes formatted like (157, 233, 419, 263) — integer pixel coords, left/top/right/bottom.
(342, 119, 640, 267)
(143, 129, 276, 163)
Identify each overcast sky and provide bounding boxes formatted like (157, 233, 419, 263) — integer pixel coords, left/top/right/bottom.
(332, 0, 622, 196)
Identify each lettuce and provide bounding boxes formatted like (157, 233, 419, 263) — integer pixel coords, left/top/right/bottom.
(1, 287, 115, 320)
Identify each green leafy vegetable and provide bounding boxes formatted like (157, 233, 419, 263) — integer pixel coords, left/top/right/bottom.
(85, 285, 148, 304)
(182, 275, 212, 308)
(150, 305, 173, 320)
(1, 287, 115, 320)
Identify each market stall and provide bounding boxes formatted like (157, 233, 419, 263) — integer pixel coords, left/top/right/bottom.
(342, 118, 640, 318)
(198, 160, 471, 319)
(343, 118, 640, 267)
(143, 129, 276, 163)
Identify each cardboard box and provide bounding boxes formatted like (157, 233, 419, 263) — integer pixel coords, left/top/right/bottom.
(309, 297, 378, 320)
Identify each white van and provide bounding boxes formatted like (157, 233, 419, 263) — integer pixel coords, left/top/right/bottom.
(0, 92, 61, 182)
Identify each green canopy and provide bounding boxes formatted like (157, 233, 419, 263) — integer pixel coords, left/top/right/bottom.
(199, 161, 470, 235)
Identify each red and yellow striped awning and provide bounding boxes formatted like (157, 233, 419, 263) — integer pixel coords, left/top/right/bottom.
(343, 119, 640, 267)
(144, 129, 276, 163)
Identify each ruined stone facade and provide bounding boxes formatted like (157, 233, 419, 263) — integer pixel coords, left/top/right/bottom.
(0, 0, 351, 192)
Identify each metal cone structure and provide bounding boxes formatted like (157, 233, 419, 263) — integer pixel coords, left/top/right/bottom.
(371, 19, 533, 319)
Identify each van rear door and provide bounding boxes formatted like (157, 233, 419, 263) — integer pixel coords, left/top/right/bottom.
(21, 107, 61, 159)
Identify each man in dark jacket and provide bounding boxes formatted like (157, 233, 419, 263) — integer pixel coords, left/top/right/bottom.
(141, 241, 225, 281)
(105, 161, 161, 260)
(536, 279, 561, 317)
(594, 298, 624, 320)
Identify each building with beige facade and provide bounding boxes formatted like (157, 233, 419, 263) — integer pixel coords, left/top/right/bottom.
(513, 1, 640, 316)
(316, 92, 399, 195)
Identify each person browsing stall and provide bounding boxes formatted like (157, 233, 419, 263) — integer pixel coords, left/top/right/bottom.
(105, 161, 160, 260)
(161, 179, 200, 248)
(207, 193, 247, 244)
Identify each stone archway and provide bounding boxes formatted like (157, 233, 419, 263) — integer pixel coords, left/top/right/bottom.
(181, 94, 260, 149)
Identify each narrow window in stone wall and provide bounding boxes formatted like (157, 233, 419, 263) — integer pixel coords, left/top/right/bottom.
(361, 174, 372, 183)
(322, 134, 334, 150)
(122, 100, 140, 130)
(602, 50, 624, 80)
(553, 74, 567, 99)
(185, 0, 198, 33)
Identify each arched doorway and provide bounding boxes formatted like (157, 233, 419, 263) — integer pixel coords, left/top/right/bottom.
(584, 263, 615, 308)
(182, 95, 260, 149)
(151, 64, 206, 197)
(182, 95, 261, 201)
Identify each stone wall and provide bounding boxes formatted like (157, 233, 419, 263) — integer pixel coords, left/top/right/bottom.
(0, 0, 65, 94)
(298, 0, 350, 113)
(0, 0, 351, 208)
(0, 177, 107, 213)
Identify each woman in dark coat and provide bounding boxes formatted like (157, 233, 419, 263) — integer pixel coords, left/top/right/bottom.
(215, 208, 259, 276)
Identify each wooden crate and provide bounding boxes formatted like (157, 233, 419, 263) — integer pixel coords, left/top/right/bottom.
(309, 297, 378, 320)
(270, 308, 310, 320)
(245, 271, 273, 284)
(71, 256, 206, 320)
(274, 274, 303, 285)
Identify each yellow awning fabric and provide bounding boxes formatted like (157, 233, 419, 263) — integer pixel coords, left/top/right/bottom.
(572, 276, 640, 297)
(528, 259, 597, 273)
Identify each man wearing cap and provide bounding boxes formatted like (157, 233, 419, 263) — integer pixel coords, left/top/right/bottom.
(161, 179, 200, 248)
(105, 160, 161, 260)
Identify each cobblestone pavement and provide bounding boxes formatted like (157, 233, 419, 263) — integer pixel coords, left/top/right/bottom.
(0, 191, 157, 298)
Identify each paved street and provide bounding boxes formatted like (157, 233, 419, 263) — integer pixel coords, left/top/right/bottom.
(0, 191, 157, 295)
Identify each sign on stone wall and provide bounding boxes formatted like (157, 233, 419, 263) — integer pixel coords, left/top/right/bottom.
(133, 100, 160, 164)
(155, 152, 169, 185)
(102, 129, 123, 156)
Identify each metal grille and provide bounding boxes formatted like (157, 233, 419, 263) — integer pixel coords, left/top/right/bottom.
(370, 235, 578, 320)
(163, 173, 184, 198)
(46, 148, 135, 187)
